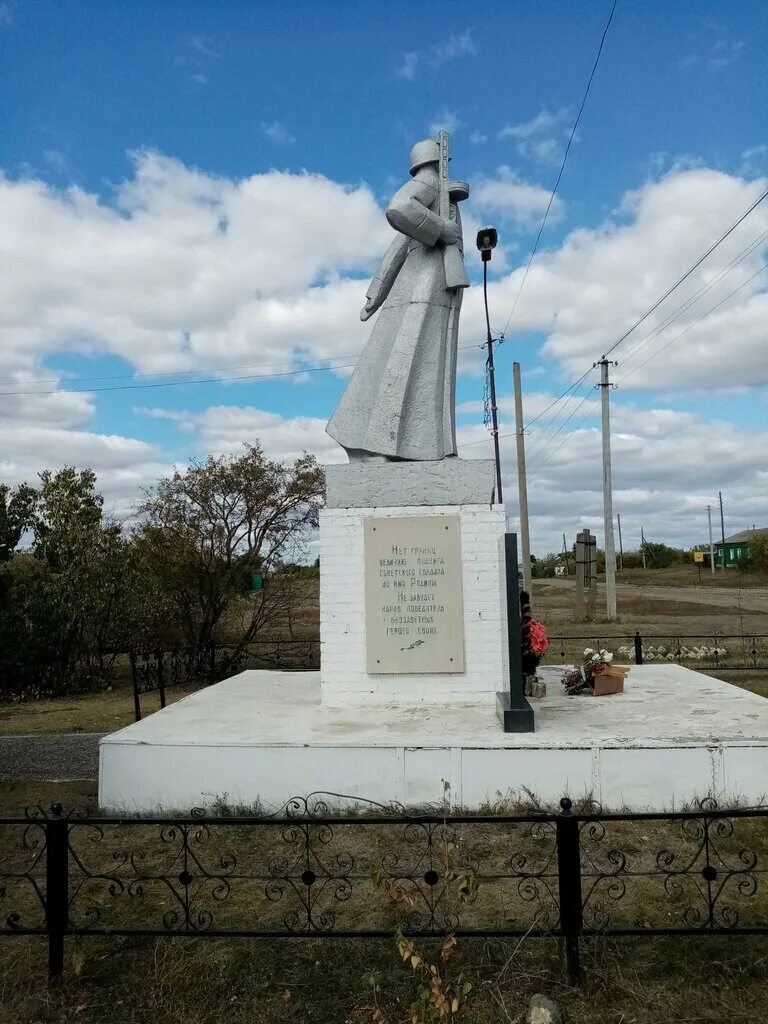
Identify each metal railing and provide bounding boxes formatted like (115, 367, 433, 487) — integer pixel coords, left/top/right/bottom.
(2, 795, 767, 985)
(542, 632, 768, 671)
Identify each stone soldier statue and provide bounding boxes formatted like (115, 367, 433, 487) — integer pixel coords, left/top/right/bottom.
(326, 134, 469, 461)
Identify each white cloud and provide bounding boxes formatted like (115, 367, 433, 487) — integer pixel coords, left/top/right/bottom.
(190, 36, 221, 60)
(261, 121, 296, 146)
(0, 2, 14, 29)
(740, 145, 768, 179)
(397, 31, 476, 79)
(2, 151, 767, 554)
(471, 166, 560, 225)
(137, 405, 343, 466)
(680, 22, 746, 72)
(482, 167, 768, 389)
(428, 109, 461, 136)
(469, 130, 487, 145)
(43, 149, 69, 175)
(456, 394, 768, 555)
(498, 107, 573, 165)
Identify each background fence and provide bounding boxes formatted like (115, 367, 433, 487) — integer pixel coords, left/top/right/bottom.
(127, 632, 768, 720)
(1, 796, 767, 985)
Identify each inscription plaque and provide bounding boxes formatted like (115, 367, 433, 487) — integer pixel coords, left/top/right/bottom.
(364, 515, 464, 674)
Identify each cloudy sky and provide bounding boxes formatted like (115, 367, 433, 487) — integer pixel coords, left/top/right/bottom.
(1, 0, 767, 555)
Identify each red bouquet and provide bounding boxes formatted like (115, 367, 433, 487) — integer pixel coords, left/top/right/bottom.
(529, 619, 549, 655)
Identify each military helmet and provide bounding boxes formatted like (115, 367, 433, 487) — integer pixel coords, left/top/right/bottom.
(409, 139, 441, 176)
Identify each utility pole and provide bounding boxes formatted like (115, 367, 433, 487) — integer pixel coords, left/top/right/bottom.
(718, 490, 726, 571)
(707, 505, 715, 574)
(562, 532, 570, 575)
(597, 357, 617, 620)
(616, 513, 624, 571)
(640, 525, 647, 570)
(513, 362, 531, 595)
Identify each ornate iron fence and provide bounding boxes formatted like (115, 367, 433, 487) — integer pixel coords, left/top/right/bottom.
(2, 796, 767, 985)
(543, 632, 768, 671)
(129, 640, 320, 720)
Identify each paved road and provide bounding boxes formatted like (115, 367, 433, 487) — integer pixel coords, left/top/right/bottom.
(0, 733, 103, 780)
(539, 578, 768, 614)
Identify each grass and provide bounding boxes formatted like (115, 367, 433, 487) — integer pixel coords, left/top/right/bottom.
(2, 933, 768, 1024)
(2, 774, 768, 1022)
(0, 683, 197, 736)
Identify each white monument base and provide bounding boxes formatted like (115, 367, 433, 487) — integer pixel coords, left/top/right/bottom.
(99, 665, 768, 813)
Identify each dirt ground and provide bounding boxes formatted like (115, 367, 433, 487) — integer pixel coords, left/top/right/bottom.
(1, 574, 766, 738)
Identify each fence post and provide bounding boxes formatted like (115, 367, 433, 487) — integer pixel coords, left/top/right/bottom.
(634, 631, 643, 665)
(556, 797, 583, 985)
(45, 806, 68, 982)
(129, 651, 142, 722)
(155, 650, 166, 708)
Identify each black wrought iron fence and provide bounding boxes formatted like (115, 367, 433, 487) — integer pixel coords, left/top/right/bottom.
(542, 632, 768, 671)
(2, 796, 767, 985)
(128, 640, 320, 720)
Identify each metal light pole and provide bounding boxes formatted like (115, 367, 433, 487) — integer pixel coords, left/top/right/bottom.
(477, 228, 503, 505)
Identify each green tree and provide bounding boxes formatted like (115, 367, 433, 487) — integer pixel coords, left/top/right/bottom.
(137, 444, 324, 652)
(0, 482, 36, 562)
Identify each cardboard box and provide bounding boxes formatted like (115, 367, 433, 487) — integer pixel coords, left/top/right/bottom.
(592, 664, 630, 696)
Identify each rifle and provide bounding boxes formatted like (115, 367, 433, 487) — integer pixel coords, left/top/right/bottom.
(438, 130, 470, 290)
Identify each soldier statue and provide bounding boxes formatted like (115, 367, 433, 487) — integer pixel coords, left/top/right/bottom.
(326, 134, 469, 462)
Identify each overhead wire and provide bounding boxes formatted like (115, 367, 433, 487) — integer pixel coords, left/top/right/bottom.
(615, 262, 768, 387)
(601, 185, 768, 360)
(0, 341, 486, 399)
(612, 227, 768, 375)
(501, 0, 619, 338)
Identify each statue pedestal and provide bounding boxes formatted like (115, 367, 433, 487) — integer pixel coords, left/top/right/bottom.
(320, 460, 508, 707)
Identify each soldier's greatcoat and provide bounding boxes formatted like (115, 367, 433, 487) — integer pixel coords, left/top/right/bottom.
(326, 176, 466, 461)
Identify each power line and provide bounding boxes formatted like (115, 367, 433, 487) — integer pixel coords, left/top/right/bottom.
(614, 226, 768, 371)
(0, 341, 485, 399)
(502, 0, 619, 337)
(615, 262, 768, 386)
(528, 383, 597, 463)
(602, 184, 768, 360)
(515, 207, 768, 437)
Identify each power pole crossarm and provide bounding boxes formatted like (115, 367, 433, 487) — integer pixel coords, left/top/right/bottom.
(513, 362, 532, 596)
(597, 358, 617, 621)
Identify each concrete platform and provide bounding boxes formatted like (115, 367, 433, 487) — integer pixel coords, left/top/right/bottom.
(98, 666, 768, 812)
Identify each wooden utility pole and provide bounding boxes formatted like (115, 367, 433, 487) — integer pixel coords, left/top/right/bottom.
(707, 504, 715, 574)
(616, 513, 624, 571)
(640, 525, 647, 570)
(513, 362, 532, 596)
(562, 532, 570, 575)
(597, 358, 617, 620)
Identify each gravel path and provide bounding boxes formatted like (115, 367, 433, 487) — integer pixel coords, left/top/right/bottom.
(0, 733, 103, 780)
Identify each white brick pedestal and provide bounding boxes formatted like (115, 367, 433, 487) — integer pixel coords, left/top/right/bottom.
(320, 502, 508, 706)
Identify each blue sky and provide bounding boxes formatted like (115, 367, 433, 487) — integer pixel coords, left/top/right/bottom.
(1, 0, 767, 552)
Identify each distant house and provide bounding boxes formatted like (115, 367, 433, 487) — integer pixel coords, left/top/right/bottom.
(714, 527, 768, 568)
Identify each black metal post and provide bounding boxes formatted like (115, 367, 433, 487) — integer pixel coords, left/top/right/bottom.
(129, 651, 142, 722)
(496, 533, 534, 732)
(155, 649, 166, 708)
(556, 797, 583, 986)
(634, 631, 643, 665)
(45, 809, 68, 982)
